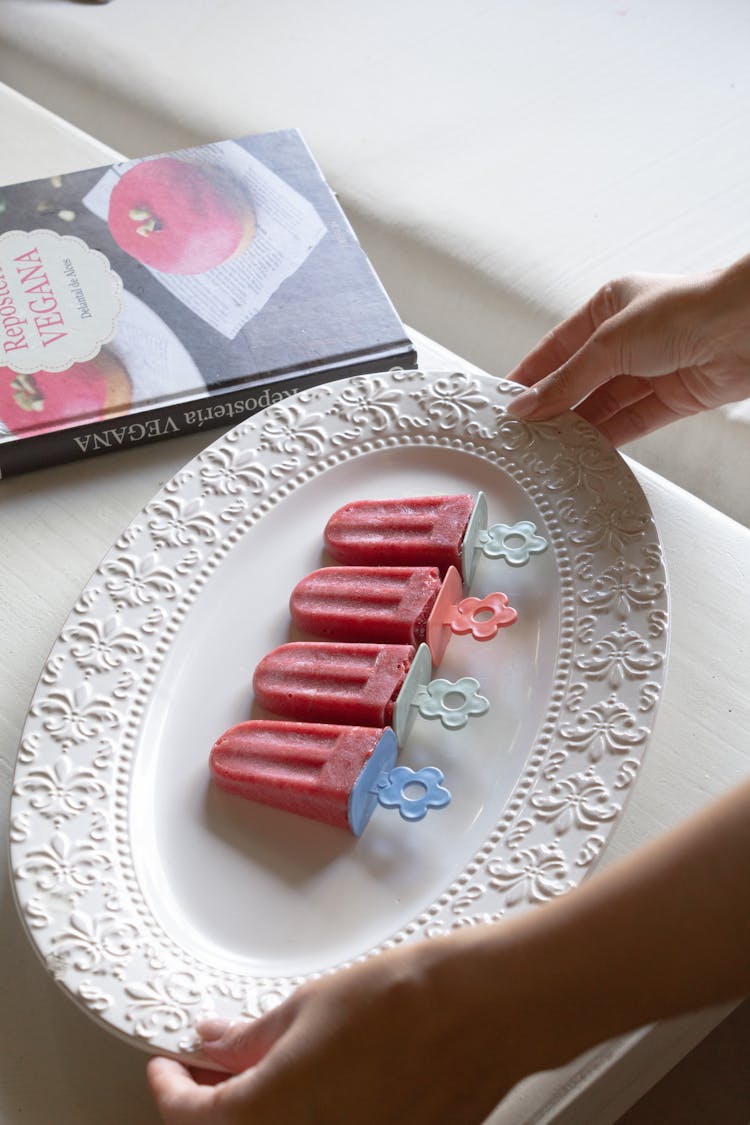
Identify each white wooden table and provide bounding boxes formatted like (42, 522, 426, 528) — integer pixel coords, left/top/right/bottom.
(2, 86, 749, 1125)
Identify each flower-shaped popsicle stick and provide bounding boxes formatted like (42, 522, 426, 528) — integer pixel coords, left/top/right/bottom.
(425, 565, 517, 664)
(476, 520, 549, 567)
(461, 493, 549, 583)
(375, 765, 452, 822)
(392, 643, 490, 744)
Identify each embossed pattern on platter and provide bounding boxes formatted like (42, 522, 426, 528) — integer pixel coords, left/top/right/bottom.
(9, 369, 668, 1055)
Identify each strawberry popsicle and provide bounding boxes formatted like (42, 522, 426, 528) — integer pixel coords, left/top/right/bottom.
(210, 720, 398, 834)
(290, 565, 442, 646)
(324, 492, 548, 585)
(290, 564, 517, 664)
(253, 641, 488, 745)
(210, 720, 452, 834)
(324, 494, 474, 576)
(252, 641, 415, 727)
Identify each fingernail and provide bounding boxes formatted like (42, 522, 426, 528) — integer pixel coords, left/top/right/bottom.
(506, 387, 539, 419)
(196, 1018, 232, 1044)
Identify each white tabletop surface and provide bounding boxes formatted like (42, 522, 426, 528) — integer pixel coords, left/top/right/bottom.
(2, 86, 749, 1125)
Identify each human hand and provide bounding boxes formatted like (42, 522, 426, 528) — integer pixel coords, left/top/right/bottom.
(147, 775, 750, 1124)
(146, 936, 521, 1125)
(505, 256, 750, 443)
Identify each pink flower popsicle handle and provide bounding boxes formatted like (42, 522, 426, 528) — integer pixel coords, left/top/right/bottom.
(425, 565, 518, 664)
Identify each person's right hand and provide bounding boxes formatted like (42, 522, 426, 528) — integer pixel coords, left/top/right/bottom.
(505, 255, 750, 444)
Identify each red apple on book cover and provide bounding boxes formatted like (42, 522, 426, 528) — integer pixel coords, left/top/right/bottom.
(108, 157, 256, 274)
(0, 350, 131, 437)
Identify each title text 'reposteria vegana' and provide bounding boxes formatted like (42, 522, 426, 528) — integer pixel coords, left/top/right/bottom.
(0, 229, 121, 375)
(0, 247, 69, 356)
(72, 385, 300, 453)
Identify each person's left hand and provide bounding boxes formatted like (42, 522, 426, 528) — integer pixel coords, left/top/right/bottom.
(146, 936, 519, 1125)
(148, 776, 750, 1124)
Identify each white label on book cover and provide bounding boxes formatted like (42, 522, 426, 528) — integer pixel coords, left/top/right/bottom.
(0, 229, 122, 374)
(83, 140, 327, 340)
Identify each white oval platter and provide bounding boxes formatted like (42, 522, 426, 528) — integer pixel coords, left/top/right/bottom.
(9, 368, 668, 1060)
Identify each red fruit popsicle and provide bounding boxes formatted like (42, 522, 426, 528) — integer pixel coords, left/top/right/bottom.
(253, 640, 489, 745)
(290, 566, 442, 646)
(324, 492, 548, 585)
(210, 720, 397, 834)
(324, 494, 473, 576)
(253, 642, 415, 727)
(289, 564, 518, 664)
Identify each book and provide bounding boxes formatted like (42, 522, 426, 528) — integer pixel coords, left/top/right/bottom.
(0, 130, 416, 479)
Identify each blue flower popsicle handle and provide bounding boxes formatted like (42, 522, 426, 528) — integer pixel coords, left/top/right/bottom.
(461, 491, 549, 586)
(347, 727, 451, 832)
(375, 765, 451, 821)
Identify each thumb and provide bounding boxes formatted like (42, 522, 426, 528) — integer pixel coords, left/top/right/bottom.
(196, 1009, 292, 1072)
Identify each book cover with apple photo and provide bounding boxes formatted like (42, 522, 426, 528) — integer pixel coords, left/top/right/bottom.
(0, 131, 414, 475)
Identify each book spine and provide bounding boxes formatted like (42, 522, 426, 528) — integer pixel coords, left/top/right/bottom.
(0, 348, 418, 481)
